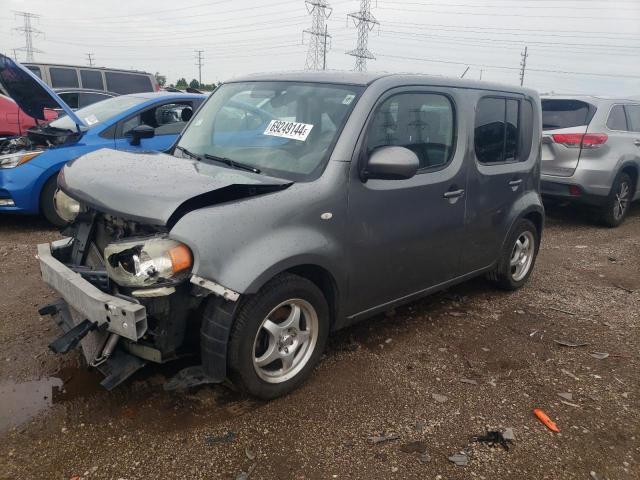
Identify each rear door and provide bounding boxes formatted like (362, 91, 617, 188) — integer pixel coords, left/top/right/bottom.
(541, 99, 595, 176)
(464, 93, 537, 270)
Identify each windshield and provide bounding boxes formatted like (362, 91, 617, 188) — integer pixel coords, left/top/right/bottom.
(176, 81, 363, 181)
(49, 95, 148, 130)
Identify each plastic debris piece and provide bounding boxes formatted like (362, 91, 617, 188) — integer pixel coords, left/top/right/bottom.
(557, 392, 573, 401)
(561, 368, 580, 380)
(368, 433, 399, 444)
(554, 339, 588, 347)
(503, 428, 515, 441)
(473, 431, 512, 451)
(460, 378, 478, 385)
(432, 393, 449, 403)
(533, 408, 560, 432)
(204, 431, 236, 445)
(589, 352, 609, 360)
(560, 400, 580, 408)
(448, 453, 468, 466)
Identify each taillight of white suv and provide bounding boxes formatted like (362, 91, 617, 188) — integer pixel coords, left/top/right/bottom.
(551, 133, 608, 149)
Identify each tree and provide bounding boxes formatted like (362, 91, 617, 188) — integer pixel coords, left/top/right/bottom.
(176, 78, 188, 89)
(154, 72, 166, 87)
(189, 78, 200, 89)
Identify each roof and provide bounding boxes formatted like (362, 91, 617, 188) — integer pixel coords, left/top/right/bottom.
(225, 70, 537, 96)
(541, 94, 640, 103)
(23, 62, 152, 75)
(122, 91, 206, 100)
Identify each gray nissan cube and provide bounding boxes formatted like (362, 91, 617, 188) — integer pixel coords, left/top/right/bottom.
(36, 72, 544, 399)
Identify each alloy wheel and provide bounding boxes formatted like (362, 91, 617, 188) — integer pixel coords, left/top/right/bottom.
(510, 231, 535, 282)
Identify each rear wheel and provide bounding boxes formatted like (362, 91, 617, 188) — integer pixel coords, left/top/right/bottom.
(40, 175, 66, 227)
(488, 218, 539, 290)
(601, 172, 633, 228)
(226, 273, 329, 399)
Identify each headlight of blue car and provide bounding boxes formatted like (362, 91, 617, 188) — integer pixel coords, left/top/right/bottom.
(0, 151, 42, 169)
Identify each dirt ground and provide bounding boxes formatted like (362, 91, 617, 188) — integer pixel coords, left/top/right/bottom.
(0, 204, 639, 480)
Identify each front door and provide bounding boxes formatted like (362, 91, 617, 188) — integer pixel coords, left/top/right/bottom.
(114, 101, 196, 152)
(346, 89, 468, 315)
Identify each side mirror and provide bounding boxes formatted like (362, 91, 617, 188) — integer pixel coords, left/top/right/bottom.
(126, 124, 155, 146)
(364, 146, 419, 181)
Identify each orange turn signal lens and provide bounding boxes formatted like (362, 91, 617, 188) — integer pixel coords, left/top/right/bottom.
(168, 244, 193, 273)
(18, 152, 41, 165)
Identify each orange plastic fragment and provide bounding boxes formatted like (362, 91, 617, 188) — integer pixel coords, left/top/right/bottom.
(533, 408, 560, 432)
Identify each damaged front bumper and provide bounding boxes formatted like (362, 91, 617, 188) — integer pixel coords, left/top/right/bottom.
(37, 239, 148, 389)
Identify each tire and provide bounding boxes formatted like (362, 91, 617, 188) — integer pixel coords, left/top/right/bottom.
(226, 273, 330, 399)
(488, 218, 539, 291)
(40, 175, 67, 227)
(600, 172, 633, 228)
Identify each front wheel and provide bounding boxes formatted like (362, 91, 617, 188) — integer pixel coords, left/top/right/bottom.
(488, 218, 539, 290)
(226, 273, 329, 399)
(40, 175, 67, 227)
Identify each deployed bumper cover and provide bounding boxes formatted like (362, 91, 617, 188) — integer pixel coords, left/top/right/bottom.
(37, 239, 148, 389)
(37, 240, 147, 341)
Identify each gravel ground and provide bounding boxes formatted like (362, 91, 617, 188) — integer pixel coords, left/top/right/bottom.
(0, 205, 639, 480)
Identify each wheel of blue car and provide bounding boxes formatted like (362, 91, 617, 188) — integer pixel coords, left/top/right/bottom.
(226, 273, 330, 399)
(40, 175, 67, 227)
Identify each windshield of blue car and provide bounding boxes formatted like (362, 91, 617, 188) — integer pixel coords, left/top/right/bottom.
(48, 95, 149, 131)
(176, 81, 364, 181)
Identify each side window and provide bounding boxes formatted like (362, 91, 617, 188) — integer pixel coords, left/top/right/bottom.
(119, 102, 194, 137)
(80, 70, 104, 90)
(625, 105, 640, 132)
(26, 65, 42, 79)
(607, 105, 628, 131)
(475, 97, 526, 164)
(49, 67, 79, 88)
(520, 100, 534, 160)
(58, 92, 79, 109)
(78, 92, 111, 108)
(105, 72, 153, 94)
(367, 92, 455, 170)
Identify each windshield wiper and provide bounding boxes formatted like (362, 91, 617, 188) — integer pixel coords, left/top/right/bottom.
(203, 154, 261, 174)
(175, 145, 202, 160)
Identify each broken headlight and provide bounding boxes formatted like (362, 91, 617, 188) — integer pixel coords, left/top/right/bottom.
(0, 151, 41, 169)
(53, 189, 83, 224)
(104, 237, 193, 288)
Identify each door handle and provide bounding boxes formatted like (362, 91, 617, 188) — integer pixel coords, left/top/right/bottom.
(509, 179, 523, 186)
(443, 189, 465, 199)
(634, 139, 640, 146)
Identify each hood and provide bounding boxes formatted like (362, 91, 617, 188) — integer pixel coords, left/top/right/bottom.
(59, 149, 292, 227)
(0, 54, 85, 130)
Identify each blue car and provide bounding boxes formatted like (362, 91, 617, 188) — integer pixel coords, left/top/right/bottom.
(0, 54, 205, 225)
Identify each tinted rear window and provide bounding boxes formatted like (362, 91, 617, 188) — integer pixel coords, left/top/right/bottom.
(541, 99, 593, 130)
(50, 67, 79, 88)
(80, 69, 104, 90)
(105, 72, 153, 94)
(26, 65, 42, 79)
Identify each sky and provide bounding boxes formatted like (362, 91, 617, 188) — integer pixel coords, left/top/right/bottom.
(1, 0, 639, 96)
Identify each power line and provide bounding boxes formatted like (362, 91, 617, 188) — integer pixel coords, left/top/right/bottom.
(346, 0, 379, 72)
(519, 46, 528, 86)
(304, 0, 332, 70)
(195, 50, 204, 85)
(86, 52, 94, 67)
(13, 11, 43, 62)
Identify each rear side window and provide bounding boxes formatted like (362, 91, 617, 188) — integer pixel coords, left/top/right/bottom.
(78, 92, 111, 108)
(541, 99, 593, 130)
(105, 72, 153, 94)
(50, 67, 79, 88)
(80, 70, 104, 90)
(607, 105, 628, 131)
(367, 92, 455, 170)
(475, 97, 530, 164)
(625, 105, 640, 132)
(25, 65, 42, 79)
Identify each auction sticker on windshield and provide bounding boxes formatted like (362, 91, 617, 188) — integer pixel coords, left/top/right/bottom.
(263, 120, 313, 141)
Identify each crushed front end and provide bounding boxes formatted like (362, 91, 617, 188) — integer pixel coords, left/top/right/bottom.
(38, 209, 212, 389)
